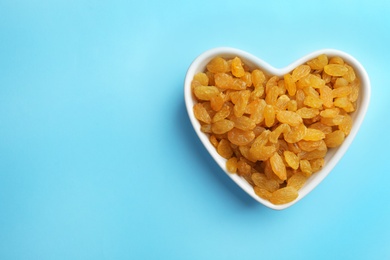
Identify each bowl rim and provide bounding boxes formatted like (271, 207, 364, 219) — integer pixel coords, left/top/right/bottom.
(184, 47, 371, 210)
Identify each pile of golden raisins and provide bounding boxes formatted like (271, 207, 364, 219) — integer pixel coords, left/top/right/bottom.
(191, 54, 359, 205)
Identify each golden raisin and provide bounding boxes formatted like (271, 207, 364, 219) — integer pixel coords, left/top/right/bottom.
(211, 119, 234, 134)
(270, 153, 287, 181)
(191, 54, 359, 205)
(227, 128, 255, 146)
(270, 187, 298, 205)
(287, 172, 307, 190)
(231, 57, 246, 77)
(325, 130, 345, 148)
(217, 139, 233, 159)
(193, 103, 211, 124)
(207, 57, 229, 73)
(324, 64, 348, 76)
(276, 111, 303, 127)
(284, 150, 299, 170)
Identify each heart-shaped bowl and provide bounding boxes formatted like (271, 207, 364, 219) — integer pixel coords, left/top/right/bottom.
(184, 47, 370, 210)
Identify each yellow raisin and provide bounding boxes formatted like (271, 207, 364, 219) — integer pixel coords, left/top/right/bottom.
(309, 122, 332, 134)
(248, 99, 266, 124)
(349, 79, 360, 102)
(320, 108, 340, 118)
(254, 186, 272, 200)
(324, 64, 348, 76)
(193, 103, 211, 124)
(320, 85, 333, 108)
(276, 111, 303, 127)
(214, 73, 234, 89)
(300, 159, 312, 176)
(334, 78, 349, 88)
(265, 85, 280, 105)
(298, 74, 325, 89)
(251, 173, 279, 192)
(231, 116, 256, 131)
(343, 64, 356, 82)
(307, 54, 328, 70)
(211, 119, 235, 134)
(295, 89, 306, 109)
(269, 124, 290, 143)
(297, 140, 324, 152)
(284, 73, 296, 96)
(264, 104, 276, 127)
(231, 57, 245, 77)
(325, 130, 345, 148)
(226, 157, 238, 173)
(287, 172, 307, 190)
(339, 114, 353, 135)
(296, 107, 319, 119)
(193, 72, 209, 85)
(284, 123, 307, 143)
(283, 150, 299, 170)
(217, 139, 233, 159)
(270, 152, 287, 181)
(332, 86, 353, 98)
(210, 93, 224, 111)
(265, 76, 279, 94)
(227, 128, 255, 146)
(287, 100, 298, 112)
(334, 97, 354, 112)
(193, 85, 220, 100)
(329, 56, 344, 65)
(213, 103, 231, 123)
(270, 187, 299, 205)
(310, 158, 324, 172)
(241, 71, 252, 87)
(200, 124, 212, 133)
(233, 90, 250, 117)
(302, 128, 325, 141)
(249, 145, 276, 161)
(207, 57, 229, 73)
(292, 65, 311, 82)
(304, 96, 323, 109)
(251, 69, 266, 87)
(237, 159, 252, 176)
(275, 95, 290, 110)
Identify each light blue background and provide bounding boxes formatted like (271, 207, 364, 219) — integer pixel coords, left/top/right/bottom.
(0, 1, 389, 259)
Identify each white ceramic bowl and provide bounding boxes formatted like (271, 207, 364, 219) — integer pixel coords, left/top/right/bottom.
(184, 47, 370, 210)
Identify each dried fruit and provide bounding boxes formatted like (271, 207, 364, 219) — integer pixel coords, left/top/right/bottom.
(270, 153, 287, 181)
(252, 69, 266, 87)
(284, 150, 299, 170)
(325, 130, 345, 148)
(292, 65, 311, 82)
(227, 128, 255, 146)
(284, 73, 296, 96)
(254, 186, 272, 200)
(296, 107, 319, 119)
(264, 104, 275, 127)
(206, 57, 229, 73)
(191, 54, 359, 205)
(287, 172, 307, 190)
(193, 103, 211, 124)
(217, 139, 233, 159)
(270, 187, 299, 205)
(211, 119, 234, 134)
(324, 64, 348, 76)
(226, 157, 238, 173)
(276, 111, 303, 127)
(231, 57, 245, 77)
(193, 86, 219, 100)
(303, 128, 325, 141)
